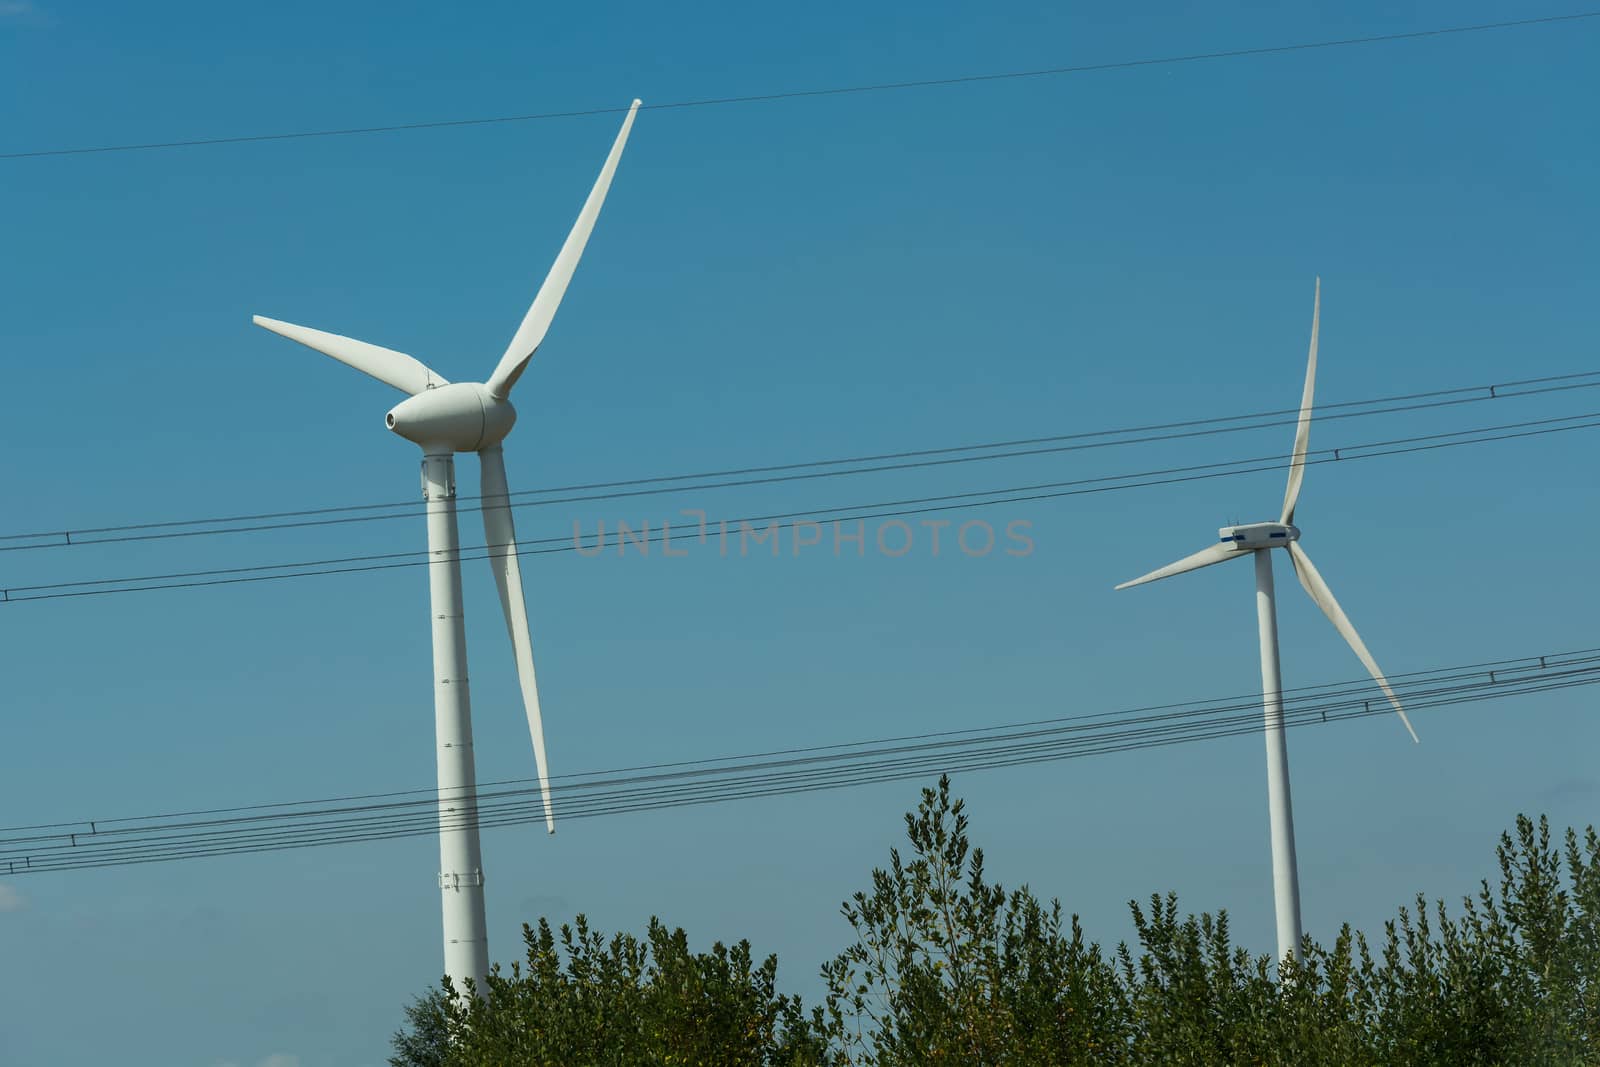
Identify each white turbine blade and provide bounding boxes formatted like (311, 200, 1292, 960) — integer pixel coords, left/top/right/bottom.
(1280, 278, 1320, 525)
(1115, 542, 1247, 591)
(479, 446, 555, 833)
(1287, 542, 1419, 743)
(252, 316, 447, 396)
(486, 100, 642, 400)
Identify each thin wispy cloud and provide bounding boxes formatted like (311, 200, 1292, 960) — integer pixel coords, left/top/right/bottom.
(0, 1, 50, 26)
(214, 1055, 300, 1067)
(0, 883, 26, 912)
(1542, 777, 1599, 802)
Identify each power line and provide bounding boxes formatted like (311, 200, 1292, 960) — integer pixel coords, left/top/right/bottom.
(5, 407, 1597, 604)
(11, 652, 1596, 867)
(14, 645, 1552, 835)
(3, 645, 1591, 874)
(3, 369, 1594, 554)
(5, 12, 1597, 161)
(8, 644, 1577, 831)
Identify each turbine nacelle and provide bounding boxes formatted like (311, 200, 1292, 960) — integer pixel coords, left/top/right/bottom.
(385, 382, 516, 453)
(1219, 522, 1300, 550)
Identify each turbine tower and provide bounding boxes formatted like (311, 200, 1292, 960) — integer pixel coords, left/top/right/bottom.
(252, 101, 642, 993)
(1115, 279, 1417, 966)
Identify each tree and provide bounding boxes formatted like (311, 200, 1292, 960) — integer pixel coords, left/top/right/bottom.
(820, 775, 1130, 1065)
(389, 989, 448, 1067)
(395, 780, 1600, 1066)
(820, 777, 1600, 1066)
(392, 915, 825, 1067)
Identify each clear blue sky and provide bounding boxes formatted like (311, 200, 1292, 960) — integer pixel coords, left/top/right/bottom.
(2, 2, 1597, 1064)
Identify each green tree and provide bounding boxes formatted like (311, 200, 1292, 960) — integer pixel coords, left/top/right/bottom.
(392, 915, 825, 1067)
(1347, 815, 1600, 1065)
(821, 775, 1130, 1065)
(819, 777, 1600, 1066)
(395, 781, 1600, 1066)
(389, 988, 449, 1067)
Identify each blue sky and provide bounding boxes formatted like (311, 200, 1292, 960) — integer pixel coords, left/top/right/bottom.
(2, 2, 1597, 1063)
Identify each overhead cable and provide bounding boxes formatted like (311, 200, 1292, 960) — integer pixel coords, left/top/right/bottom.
(3, 645, 1592, 874)
(5, 407, 1597, 604)
(4, 368, 1594, 553)
(4, 12, 1596, 160)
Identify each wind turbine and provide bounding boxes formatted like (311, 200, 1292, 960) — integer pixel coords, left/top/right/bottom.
(1115, 279, 1417, 966)
(252, 100, 642, 994)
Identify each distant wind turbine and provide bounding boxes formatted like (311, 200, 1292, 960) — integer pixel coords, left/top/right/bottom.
(252, 100, 642, 994)
(1115, 279, 1417, 965)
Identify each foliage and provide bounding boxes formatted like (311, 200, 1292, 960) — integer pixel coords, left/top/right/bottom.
(395, 779, 1600, 1066)
(819, 774, 1129, 1065)
(389, 988, 449, 1067)
(392, 915, 825, 1067)
(821, 779, 1600, 1066)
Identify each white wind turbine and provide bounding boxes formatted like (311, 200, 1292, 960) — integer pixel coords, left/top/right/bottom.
(252, 101, 641, 993)
(1115, 279, 1417, 966)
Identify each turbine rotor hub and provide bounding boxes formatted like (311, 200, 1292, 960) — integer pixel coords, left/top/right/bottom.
(386, 382, 516, 452)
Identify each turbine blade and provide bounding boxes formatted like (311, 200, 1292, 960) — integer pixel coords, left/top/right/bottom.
(486, 100, 642, 400)
(252, 316, 447, 396)
(1115, 541, 1247, 590)
(479, 445, 555, 833)
(1287, 542, 1419, 743)
(1280, 278, 1320, 525)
